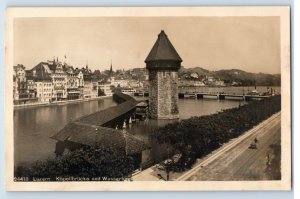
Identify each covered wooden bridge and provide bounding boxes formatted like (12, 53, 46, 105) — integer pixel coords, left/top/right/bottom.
(51, 92, 150, 169)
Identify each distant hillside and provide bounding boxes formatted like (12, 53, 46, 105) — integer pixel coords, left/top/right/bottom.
(128, 66, 280, 86)
(178, 67, 280, 86)
(179, 66, 210, 76)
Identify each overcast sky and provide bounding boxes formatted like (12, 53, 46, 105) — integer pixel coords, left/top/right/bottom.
(14, 16, 280, 74)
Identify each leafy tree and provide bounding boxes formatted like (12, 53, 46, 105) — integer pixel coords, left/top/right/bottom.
(15, 147, 135, 181)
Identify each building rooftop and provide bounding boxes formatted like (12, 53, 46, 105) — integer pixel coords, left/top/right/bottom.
(145, 30, 182, 63)
(29, 62, 52, 81)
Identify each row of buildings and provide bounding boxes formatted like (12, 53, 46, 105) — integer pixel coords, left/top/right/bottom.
(179, 72, 226, 87)
(13, 59, 114, 104)
(13, 58, 229, 105)
(178, 79, 225, 87)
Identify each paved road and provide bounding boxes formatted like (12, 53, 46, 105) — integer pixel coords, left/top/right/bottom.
(177, 112, 281, 181)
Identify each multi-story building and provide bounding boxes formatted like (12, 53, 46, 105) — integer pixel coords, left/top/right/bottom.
(13, 75, 19, 101)
(80, 65, 95, 99)
(36, 81, 54, 102)
(91, 80, 99, 98)
(13, 64, 28, 100)
(76, 70, 84, 99)
(82, 79, 98, 98)
(65, 66, 81, 100)
(111, 78, 129, 88)
(26, 77, 37, 98)
(83, 81, 92, 98)
(128, 79, 142, 88)
(98, 82, 113, 96)
(30, 62, 54, 102)
(14, 64, 26, 82)
(49, 62, 68, 101)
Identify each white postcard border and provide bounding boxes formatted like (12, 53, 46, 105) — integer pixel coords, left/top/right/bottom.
(5, 6, 291, 191)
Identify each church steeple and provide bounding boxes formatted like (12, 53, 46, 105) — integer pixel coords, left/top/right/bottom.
(109, 60, 113, 76)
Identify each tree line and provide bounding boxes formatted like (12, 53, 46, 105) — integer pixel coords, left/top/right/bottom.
(152, 95, 281, 172)
(15, 147, 135, 181)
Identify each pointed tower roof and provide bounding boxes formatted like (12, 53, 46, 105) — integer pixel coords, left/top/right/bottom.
(145, 30, 182, 71)
(145, 30, 182, 63)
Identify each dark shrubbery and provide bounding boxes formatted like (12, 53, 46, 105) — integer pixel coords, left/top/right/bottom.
(15, 147, 135, 181)
(152, 96, 281, 172)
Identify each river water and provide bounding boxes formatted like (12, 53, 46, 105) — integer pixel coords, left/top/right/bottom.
(14, 97, 118, 167)
(14, 86, 280, 168)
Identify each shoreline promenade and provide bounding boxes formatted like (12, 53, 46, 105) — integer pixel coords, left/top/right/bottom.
(13, 96, 111, 110)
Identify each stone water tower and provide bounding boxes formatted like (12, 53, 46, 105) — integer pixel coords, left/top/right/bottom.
(145, 30, 182, 119)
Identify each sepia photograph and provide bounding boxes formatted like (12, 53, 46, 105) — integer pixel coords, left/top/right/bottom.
(5, 7, 291, 191)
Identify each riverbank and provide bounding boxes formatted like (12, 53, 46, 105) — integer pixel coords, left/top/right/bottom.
(14, 96, 111, 110)
(132, 112, 281, 181)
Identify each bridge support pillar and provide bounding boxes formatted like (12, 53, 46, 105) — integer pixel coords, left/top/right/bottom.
(244, 96, 251, 101)
(219, 94, 225, 100)
(178, 93, 185, 99)
(196, 94, 203, 99)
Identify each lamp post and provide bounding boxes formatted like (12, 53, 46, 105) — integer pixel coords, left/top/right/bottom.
(95, 128, 99, 149)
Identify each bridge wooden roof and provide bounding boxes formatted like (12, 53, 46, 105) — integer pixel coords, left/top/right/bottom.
(76, 99, 138, 126)
(51, 122, 149, 155)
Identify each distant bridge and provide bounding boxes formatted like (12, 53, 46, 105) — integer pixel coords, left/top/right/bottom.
(134, 91, 149, 97)
(132, 91, 272, 101)
(178, 92, 272, 101)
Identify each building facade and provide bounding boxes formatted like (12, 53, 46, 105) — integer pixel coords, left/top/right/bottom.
(36, 81, 53, 102)
(13, 58, 112, 104)
(13, 64, 28, 100)
(29, 62, 54, 102)
(98, 81, 113, 96)
(50, 62, 68, 100)
(65, 67, 81, 100)
(145, 30, 182, 119)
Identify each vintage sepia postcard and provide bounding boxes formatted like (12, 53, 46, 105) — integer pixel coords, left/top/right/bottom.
(5, 7, 291, 191)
